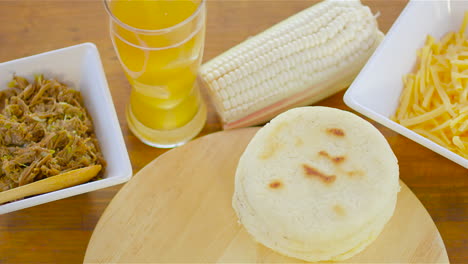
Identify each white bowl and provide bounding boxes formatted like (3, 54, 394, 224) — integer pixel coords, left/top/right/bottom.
(0, 43, 132, 214)
(344, 0, 468, 168)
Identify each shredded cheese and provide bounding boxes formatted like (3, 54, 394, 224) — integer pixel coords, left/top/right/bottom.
(393, 11, 468, 159)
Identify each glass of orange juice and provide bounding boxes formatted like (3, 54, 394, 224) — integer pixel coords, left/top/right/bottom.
(103, 0, 207, 148)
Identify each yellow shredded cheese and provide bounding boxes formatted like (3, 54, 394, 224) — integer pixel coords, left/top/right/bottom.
(393, 11, 468, 159)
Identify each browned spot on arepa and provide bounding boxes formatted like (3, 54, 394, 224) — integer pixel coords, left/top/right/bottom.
(347, 170, 365, 178)
(302, 164, 336, 185)
(268, 180, 283, 189)
(258, 121, 288, 160)
(333, 204, 346, 216)
(326, 128, 345, 137)
(318, 151, 346, 164)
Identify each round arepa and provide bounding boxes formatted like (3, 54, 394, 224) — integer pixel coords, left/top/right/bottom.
(232, 106, 400, 261)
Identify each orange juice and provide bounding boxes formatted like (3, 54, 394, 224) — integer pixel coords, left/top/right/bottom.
(107, 0, 206, 147)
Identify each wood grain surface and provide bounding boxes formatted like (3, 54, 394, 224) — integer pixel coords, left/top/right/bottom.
(84, 127, 449, 264)
(0, 0, 466, 263)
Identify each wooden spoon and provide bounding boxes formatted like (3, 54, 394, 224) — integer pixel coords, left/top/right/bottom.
(0, 165, 102, 204)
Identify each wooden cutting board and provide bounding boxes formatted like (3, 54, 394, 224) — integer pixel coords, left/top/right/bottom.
(84, 127, 449, 263)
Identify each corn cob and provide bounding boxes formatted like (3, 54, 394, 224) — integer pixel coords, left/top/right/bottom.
(199, 0, 383, 129)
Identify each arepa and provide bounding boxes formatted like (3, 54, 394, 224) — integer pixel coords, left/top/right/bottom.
(233, 106, 400, 261)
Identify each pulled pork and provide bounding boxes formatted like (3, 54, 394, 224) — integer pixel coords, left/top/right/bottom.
(0, 75, 106, 191)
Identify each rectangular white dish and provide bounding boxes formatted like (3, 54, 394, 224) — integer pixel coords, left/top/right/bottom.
(0, 43, 132, 214)
(344, 0, 468, 168)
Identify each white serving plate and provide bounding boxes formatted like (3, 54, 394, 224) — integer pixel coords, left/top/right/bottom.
(0, 43, 132, 214)
(344, 0, 468, 168)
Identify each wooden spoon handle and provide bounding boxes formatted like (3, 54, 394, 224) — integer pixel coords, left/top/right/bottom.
(0, 165, 102, 204)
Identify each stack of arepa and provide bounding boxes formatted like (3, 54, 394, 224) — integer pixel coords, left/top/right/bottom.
(233, 107, 400, 262)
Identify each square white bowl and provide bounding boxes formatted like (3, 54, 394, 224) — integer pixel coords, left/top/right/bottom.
(344, 0, 468, 169)
(0, 43, 132, 214)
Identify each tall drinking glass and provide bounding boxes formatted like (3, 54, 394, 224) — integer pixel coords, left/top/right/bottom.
(104, 0, 207, 148)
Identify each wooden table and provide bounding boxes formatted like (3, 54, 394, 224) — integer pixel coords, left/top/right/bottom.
(0, 1, 466, 263)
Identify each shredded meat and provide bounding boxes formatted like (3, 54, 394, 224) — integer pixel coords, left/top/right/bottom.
(0, 75, 106, 191)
